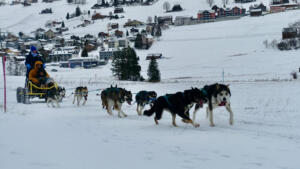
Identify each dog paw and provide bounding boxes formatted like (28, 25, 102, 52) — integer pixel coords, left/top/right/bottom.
(230, 121, 234, 125)
(194, 123, 200, 128)
(210, 123, 215, 127)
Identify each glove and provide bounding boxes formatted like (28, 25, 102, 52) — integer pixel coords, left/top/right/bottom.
(26, 64, 31, 69)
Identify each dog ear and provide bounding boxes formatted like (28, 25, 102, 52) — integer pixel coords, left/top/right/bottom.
(216, 84, 220, 90)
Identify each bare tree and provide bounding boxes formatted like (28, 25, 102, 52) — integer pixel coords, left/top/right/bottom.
(207, 0, 214, 7)
(163, 1, 171, 12)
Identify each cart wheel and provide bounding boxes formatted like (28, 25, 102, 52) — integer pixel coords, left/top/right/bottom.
(16, 87, 23, 103)
(22, 88, 30, 104)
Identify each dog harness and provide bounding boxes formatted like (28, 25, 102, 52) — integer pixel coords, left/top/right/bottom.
(163, 95, 172, 107)
(200, 88, 207, 96)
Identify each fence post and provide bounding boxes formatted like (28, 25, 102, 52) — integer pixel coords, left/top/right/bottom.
(2, 53, 7, 112)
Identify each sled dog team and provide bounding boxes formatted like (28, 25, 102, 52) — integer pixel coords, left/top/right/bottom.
(54, 83, 233, 127)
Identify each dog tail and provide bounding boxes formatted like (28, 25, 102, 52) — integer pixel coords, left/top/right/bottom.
(143, 105, 155, 116)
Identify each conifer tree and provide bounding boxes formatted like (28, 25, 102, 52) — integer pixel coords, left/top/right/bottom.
(134, 33, 143, 49)
(147, 58, 160, 82)
(111, 47, 141, 81)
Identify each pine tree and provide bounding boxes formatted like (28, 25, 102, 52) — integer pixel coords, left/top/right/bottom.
(147, 58, 160, 82)
(111, 47, 141, 81)
(61, 21, 65, 28)
(81, 48, 88, 57)
(134, 33, 143, 49)
(76, 6, 81, 17)
(66, 13, 70, 20)
(126, 30, 129, 36)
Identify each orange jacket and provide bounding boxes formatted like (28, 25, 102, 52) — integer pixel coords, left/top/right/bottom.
(29, 61, 49, 84)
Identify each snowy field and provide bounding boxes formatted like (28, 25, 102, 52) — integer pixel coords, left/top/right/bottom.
(1, 0, 300, 168)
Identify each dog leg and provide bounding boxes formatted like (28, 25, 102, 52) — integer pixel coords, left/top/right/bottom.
(136, 105, 140, 115)
(208, 109, 215, 127)
(192, 104, 200, 127)
(121, 110, 127, 117)
(226, 104, 234, 125)
(46, 98, 50, 107)
(77, 96, 80, 107)
(82, 99, 87, 106)
(139, 105, 144, 116)
(172, 114, 178, 127)
(72, 95, 76, 104)
(154, 117, 159, 125)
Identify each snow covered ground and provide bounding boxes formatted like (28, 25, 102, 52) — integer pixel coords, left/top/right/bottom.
(1, 0, 300, 169)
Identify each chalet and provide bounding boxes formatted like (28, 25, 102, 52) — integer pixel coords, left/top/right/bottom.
(231, 7, 245, 16)
(249, 3, 267, 12)
(174, 16, 193, 26)
(23, 1, 31, 6)
(212, 5, 219, 12)
(171, 4, 183, 12)
(91, 3, 103, 9)
(282, 27, 299, 39)
(146, 53, 162, 60)
(41, 8, 52, 14)
(108, 38, 118, 48)
(124, 20, 144, 27)
(115, 30, 123, 38)
(85, 44, 97, 52)
(92, 13, 107, 20)
(108, 23, 119, 30)
(157, 16, 173, 25)
(45, 29, 56, 39)
(118, 39, 129, 48)
(99, 49, 117, 60)
(98, 32, 109, 38)
(270, 5, 286, 13)
(130, 28, 139, 33)
(198, 10, 216, 20)
(218, 8, 226, 17)
(83, 20, 92, 26)
(250, 8, 262, 16)
(49, 50, 72, 62)
(272, 0, 289, 5)
(114, 7, 124, 13)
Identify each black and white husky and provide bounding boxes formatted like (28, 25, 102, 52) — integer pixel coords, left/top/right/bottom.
(193, 83, 233, 127)
(46, 86, 65, 108)
(73, 86, 88, 106)
(143, 88, 207, 127)
(135, 90, 157, 115)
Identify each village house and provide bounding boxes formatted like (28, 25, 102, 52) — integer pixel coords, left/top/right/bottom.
(270, 5, 286, 13)
(114, 7, 124, 13)
(40, 8, 52, 14)
(48, 50, 72, 62)
(115, 30, 123, 38)
(174, 16, 194, 26)
(157, 16, 173, 25)
(99, 48, 120, 60)
(107, 23, 119, 30)
(44, 29, 56, 39)
(92, 13, 107, 20)
(250, 8, 263, 16)
(249, 3, 267, 12)
(124, 19, 144, 27)
(197, 10, 216, 20)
